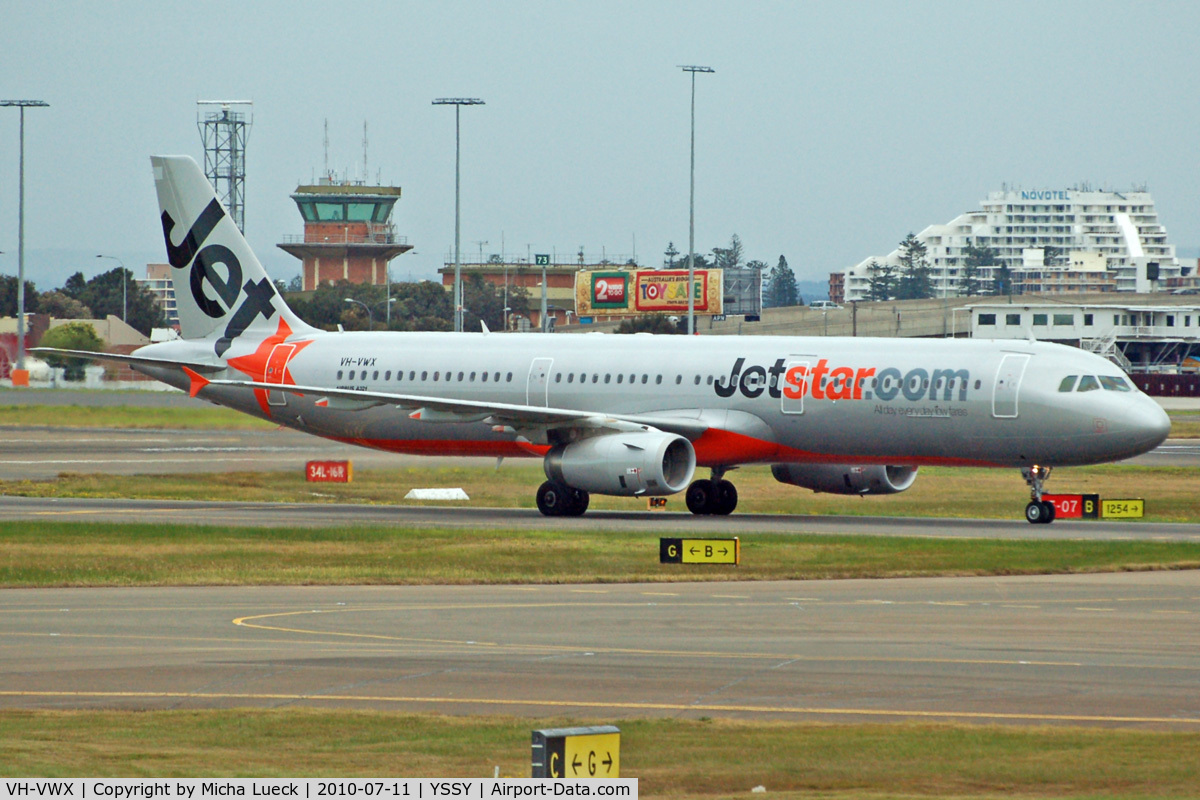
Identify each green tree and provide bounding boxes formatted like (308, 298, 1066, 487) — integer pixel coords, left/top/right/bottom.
(745, 259, 768, 272)
(615, 315, 682, 334)
(865, 260, 896, 302)
(38, 290, 92, 319)
(765, 255, 799, 308)
(38, 322, 104, 381)
(991, 263, 1014, 297)
(959, 243, 999, 297)
(1043, 245, 1063, 267)
(895, 233, 934, 300)
(59, 269, 165, 335)
(711, 234, 745, 270)
(0, 275, 39, 316)
(663, 242, 679, 269)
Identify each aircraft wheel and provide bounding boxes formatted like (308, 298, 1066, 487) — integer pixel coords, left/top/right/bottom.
(1040, 500, 1056, 524)
(565, 488, 590, 517)
(685, 479, 714, 515)
(537, 481, 571, 516)
(712, 480, 738, 515)
(1025, 501, 1048, 524)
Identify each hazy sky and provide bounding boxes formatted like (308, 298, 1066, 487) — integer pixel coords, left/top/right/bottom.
(2, 0, 1198, 292)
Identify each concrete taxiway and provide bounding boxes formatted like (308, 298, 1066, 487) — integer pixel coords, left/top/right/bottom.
(3, 495, 1199, 541)
(1, 425, 1197, 482)
(2, 573, 1199, 728)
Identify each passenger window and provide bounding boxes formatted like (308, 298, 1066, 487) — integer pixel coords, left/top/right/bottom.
(592, 374, 599, 383)
(457, 372, 464, 381)
(421, 371, 428, 381)
(373, 370, 379, 380)
(408, 371, 415, 380)
(433, 371, 439, 381)
(506, 372, 512, 382)
(469, 372, 476, 381)
(1099, 375, 1132, 392)
(707, 376, 714, 385)
(617, 374, 624, 384)
(348, 370, 356, 380)
(555, 373, 562, 383)
(675, 375, 682, 385)
(656, 375, 663, 385)
(1058, 376, 1077, 392)
(694, 375, 701, 385)
(1077, 375, 1100, 392)
(641, 374, 648, 384)
(605, 374, 611, 384)
(482, 372, 489, 382)
(337, 370, 343, 380)
(385, 371, 391, 381)
(568, 373, 575, 383)
(974, 380, 981, 390)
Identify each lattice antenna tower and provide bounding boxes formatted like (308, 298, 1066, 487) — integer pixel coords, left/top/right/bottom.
(196, 100, 253, 232)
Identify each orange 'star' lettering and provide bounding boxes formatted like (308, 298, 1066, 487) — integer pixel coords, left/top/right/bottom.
(827, 366, 855, 400)
(809, 359, 830, 400)
(783, 365, 808, 399)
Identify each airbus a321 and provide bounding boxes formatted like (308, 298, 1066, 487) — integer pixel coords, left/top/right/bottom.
(39, 156, 1172, 524)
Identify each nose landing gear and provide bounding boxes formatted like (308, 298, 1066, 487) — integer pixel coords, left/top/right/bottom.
(1021, 465, 1056, 524)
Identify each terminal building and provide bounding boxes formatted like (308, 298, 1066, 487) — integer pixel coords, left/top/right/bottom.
(278, 176, 412, 291)
(834, 187, 1196, 302)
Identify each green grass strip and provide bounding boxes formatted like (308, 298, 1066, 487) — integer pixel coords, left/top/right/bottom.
(1, 710, 1199, 796)
(2, 520, 1199, 587)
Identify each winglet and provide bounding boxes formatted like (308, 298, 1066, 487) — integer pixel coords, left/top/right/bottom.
(181, 366, 210, 398)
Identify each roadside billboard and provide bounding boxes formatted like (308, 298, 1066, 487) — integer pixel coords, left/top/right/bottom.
(575, 269, 723, 316)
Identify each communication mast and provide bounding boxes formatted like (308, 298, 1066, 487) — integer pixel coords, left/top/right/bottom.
(196, 100, 253, 231)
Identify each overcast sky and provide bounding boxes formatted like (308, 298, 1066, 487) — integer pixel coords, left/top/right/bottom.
(2, 0, 1198, 293)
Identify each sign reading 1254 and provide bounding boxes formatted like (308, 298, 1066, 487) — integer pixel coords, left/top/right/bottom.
(591, 272, 628, 308)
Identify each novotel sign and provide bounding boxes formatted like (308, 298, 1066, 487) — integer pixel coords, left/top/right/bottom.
(1019, 190, 1071, 201)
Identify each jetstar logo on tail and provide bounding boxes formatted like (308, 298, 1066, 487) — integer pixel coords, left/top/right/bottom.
(714, 357, 972, 403)
(161, 198, 278, 356)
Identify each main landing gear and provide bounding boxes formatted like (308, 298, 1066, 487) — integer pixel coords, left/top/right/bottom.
(536, 480, 589, 517)
(685, 468, 738, 516)
(1021, 465, 1056, 524)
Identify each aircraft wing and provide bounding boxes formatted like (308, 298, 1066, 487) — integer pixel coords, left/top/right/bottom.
(208, 378, 711, 438)
(29, 347, 226, 373)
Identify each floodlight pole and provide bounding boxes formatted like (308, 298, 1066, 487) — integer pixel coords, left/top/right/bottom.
(679, 67, 713, 336)
(95, 254, 127, 323)
(433, 98, 484, 332)
(2, 100, 49, 371)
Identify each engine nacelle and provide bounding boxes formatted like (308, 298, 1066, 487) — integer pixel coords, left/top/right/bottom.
(770, 463, 918, 495)
(545, 430, 696, 496)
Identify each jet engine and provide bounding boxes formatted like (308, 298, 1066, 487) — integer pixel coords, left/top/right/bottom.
(545, 430, 696, 496)
(770, 463, 918, 495)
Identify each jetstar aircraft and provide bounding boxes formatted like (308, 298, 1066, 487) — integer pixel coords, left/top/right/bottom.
(38, 156, 1171, 523)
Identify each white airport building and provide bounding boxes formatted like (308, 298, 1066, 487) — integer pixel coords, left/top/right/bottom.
(836, 188, 1195, 302)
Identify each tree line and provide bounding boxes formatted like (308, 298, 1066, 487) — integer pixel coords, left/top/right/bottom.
(863, 236, 1036, 302)
(662, 233, 803, 309)
(0, 268, 166, 335)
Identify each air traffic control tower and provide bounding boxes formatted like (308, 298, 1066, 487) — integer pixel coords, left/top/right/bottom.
(278, 177, 412, 291)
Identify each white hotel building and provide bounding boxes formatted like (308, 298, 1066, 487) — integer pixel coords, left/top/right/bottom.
(836, 188, 1192, 302)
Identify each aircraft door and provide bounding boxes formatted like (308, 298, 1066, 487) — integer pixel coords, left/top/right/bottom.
(264, 343, 298, 407)
(992, 353, 1030, 418)
(780, 358, 811, 415)
(527, 358, 553, 407)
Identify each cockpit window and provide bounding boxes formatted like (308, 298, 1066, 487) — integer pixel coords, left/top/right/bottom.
(1077, 375, 1100, 392)
(1099, 375, 1132, 392)
(1058, 375, 1077, 392)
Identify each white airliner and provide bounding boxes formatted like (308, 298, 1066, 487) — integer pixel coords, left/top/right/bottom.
(39, 156, 1171, 523)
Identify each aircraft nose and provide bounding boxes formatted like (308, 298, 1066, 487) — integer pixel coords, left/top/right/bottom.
(1129, 399, 1172, 453)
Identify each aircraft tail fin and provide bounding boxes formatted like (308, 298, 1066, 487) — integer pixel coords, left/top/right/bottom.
(151, 155, 312, 355)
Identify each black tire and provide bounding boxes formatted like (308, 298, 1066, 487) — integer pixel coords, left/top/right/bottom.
(685, 479, 714, 515)
(565, 488, 590, 517)
(537, 480, 569, 516)
(1024, 501, 1044, 524)
(1040, 500, 1057, 524)
(712, 480, 738, 515)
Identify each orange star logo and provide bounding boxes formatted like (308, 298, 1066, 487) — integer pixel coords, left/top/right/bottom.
(225, 318, 313, 415)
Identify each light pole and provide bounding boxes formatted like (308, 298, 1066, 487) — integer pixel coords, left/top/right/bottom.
(679, 67, 713, 336)
(344, 297, 373, 328)
(2, 99, 49, 372)
(433, 98, 485, 332)
(95, 254, 127, 323)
